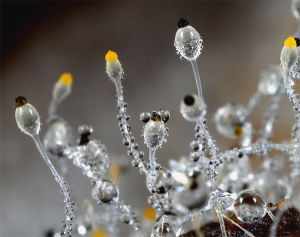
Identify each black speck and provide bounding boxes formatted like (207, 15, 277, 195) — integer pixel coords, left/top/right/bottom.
(178, 18, 189, 28)
(184, 95, 195, 106)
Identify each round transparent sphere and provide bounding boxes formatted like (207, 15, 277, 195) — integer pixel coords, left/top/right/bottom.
(174, 26, 203, 61)
(43, 119, 73, 158)
(214, 103, 247, 139)
(15, 103, 40, 137)
(144, 120, 167, 149)
(258, 66, 282, 95)
(151, 219, 176, 237)
(180, 94, 206, 122)
(233, 190, 267, 224)
(93, 179, 119, 205)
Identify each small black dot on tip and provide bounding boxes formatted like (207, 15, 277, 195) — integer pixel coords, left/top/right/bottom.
(178, 18, 189, 28)
(184, 95, 195, 106)
(295, 37, 300, 47)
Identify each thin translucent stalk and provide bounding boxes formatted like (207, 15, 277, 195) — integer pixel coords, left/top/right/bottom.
(283, 70, 300, 140)
(48, 100, 59, 121)
(113, 79, 147, 174)
(149, 149, 156, 173)
(245, 91, 263, 120)
(113, 79, 124, 102)
(215, 206, 227, 237)
(220, 212, 255, 237)
(259, 89, 282, 141)
(32, 135, 74, 237)
(190, 60, 204, 101)
(196, 117, 219, 188)
(270, 203, 286, 237)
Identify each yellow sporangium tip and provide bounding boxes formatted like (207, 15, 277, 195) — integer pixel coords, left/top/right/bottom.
(105, 50, 118, 62)
(284, 36, 297, 49)
(90, 229, 108, 237)
(59, 73, 73, 85)
(143, 206, 156, 221)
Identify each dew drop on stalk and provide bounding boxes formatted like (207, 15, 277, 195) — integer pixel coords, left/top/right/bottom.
(234, 190, 267, 224)
(93, 179, 119, 205)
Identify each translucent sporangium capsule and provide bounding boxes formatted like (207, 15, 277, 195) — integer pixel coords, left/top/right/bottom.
(43, 119, 73, 158)
(180, 94, 206, 122)
(52, 73, 73, 105)
(15, 96, 41, 137)
(105, 50, 124, 80)
(280, 36, 298, 71)
(174, 19, 203, 61)
(143, 120, 167, 149)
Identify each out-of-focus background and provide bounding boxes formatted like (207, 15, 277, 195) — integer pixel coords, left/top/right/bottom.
(1, 1, 299, 236)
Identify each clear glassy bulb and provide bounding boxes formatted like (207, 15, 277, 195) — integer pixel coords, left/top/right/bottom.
(174, 19, 203, 61)
(280, 36, 298, 71)
(15, 96, 41, 137)
(180, 94, 206, 122)
(105, 50, 124, 80)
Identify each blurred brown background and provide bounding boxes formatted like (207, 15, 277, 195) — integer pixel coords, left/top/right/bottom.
(1, 1, 299, 236)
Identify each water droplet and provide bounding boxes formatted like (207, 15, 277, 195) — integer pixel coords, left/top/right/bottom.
(93, 179, 119, 205)
(234, 190, 266, 223)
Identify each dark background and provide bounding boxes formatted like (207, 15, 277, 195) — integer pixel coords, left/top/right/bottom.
(1, 1, 298, 236)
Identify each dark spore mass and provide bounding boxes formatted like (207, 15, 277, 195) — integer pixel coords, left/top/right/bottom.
(184, 95, 195, 106)
(295, 37, 300, 47)
(178, 18, 189, 28)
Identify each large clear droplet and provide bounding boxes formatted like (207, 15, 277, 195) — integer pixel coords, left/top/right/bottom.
(174, 26, 203, 61)
(43, 119, 73, 158)
(93, 179, 119, 205)
(233, 190, 266, 223)
(144, 120, 167, 149)
(214, 103, 247, 139)
(258, 65, 282, 95)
